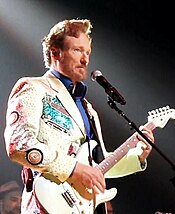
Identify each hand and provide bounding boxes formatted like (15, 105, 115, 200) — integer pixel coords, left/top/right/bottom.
(137, 127, 154, 163)
(71, 162, 106, 194)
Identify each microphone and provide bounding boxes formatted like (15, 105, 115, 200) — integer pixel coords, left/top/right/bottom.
(91, 70, 126, 105)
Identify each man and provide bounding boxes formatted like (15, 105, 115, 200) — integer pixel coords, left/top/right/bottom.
(4, 19, 154, 214)
(0, 181, 21, 214)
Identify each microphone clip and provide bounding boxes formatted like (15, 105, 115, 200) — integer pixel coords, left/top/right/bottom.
(106, 86, 126, 105)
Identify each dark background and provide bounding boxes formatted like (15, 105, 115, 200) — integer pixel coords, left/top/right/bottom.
(0, 0, 175, 213)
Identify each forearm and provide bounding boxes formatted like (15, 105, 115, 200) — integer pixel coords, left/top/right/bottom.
(105, 152, 146, 179)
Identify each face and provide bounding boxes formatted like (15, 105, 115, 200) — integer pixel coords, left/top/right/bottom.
(57, 32, 91, 83)
(1, 190, 21, 214)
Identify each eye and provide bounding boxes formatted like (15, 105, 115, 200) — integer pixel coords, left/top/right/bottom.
(74, 48, 81, 53)
(86, 51, 91, 56)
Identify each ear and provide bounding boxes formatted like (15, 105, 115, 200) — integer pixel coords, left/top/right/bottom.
(50, 47, 61, 60)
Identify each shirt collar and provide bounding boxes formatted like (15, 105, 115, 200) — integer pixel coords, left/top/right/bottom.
(49, 69, 87, 99)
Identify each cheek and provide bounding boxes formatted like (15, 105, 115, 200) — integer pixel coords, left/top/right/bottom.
(67, 53, 80, 63)
(62, 56, 75, 67)
(3, 202, 11, 211)
(68, 59, 78, 70)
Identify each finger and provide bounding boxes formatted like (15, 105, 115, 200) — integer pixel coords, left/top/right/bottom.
(85, 180, 104, 195)
(92, 185, 101, 194)
(93, 179, 105, 193)
(137, 131, 154, 143)
(91, 170, 106, 193)
(142, 128, 154, 141)
(141, 145, 151, 152)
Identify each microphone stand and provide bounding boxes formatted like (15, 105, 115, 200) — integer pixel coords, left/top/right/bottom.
(107, 95, 175, 187)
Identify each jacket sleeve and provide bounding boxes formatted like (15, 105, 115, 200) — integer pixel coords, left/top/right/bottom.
(104, 144, 147, 178)
(84, 99, 147, 178)
(4, 78, 77, 182)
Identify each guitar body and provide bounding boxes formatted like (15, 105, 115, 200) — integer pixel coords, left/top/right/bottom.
(34, 106, 175, 213)
(34, 140, 117, 214)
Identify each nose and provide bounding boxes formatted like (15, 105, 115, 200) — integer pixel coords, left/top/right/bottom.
(80, 53, 89, 66)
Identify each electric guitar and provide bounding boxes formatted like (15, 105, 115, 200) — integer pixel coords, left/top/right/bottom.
(34, 106, 175, 214)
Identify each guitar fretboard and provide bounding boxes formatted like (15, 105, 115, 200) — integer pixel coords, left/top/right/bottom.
(96, 121, 156, 174)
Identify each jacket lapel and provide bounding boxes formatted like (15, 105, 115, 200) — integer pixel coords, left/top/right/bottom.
(44, 71, 86, 137)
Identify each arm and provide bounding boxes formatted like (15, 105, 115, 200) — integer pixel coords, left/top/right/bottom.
(84, 99, 155, 178)
(4, 78, 77, 182)
(105, 128, 154, 178)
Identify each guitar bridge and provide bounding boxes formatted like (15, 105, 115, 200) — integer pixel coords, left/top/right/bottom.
(61, 190, 76, 208)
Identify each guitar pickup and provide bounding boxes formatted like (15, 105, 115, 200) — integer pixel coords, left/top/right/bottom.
(61, 190, 76, 208)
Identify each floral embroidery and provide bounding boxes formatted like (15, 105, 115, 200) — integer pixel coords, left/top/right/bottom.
(42, 94, 73, 132)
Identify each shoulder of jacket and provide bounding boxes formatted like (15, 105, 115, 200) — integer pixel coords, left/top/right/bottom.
(13, 75, 49, 89)
(9, 75, 47, 99)
(16, 75, 45, 84)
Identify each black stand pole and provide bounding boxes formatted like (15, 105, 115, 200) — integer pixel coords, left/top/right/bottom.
(107, 96, 175, 186)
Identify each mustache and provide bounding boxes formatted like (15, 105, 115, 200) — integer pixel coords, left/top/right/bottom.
(77, 65, 86, 68)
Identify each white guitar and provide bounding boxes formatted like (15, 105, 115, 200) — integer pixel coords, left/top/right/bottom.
(34, 106, 175, 214)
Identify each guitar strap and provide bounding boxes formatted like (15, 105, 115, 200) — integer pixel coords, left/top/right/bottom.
(83, 99, 108, 158)
(83, 99, 104, 162)
(83, 99, 107, 214)
(82, 101, 98, 212)
(83, 99, 100, 141)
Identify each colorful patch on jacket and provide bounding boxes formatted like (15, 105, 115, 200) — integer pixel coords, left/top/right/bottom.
(41, 94, 73, 134)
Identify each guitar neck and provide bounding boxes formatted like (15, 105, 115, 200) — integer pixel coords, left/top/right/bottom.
(96, 121, 156, 175)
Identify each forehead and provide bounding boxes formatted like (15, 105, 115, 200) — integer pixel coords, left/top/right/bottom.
(63, 33, 91, 49)
(4, 190, 21, 199)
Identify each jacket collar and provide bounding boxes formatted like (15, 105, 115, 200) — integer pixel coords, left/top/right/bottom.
(50, 69, 87, 100)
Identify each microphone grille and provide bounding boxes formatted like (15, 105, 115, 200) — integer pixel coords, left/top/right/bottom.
(91, 70, 102, 81)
